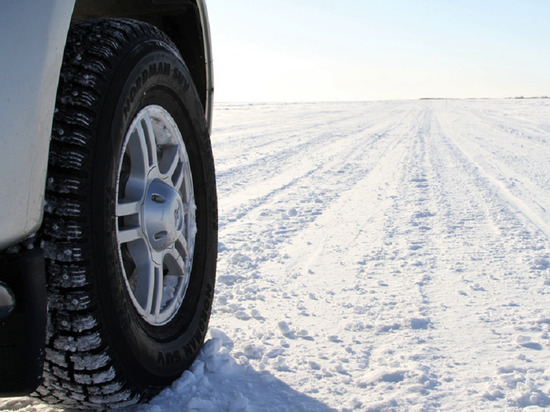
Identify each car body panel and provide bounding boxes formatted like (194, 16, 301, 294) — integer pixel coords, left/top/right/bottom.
(0, 1, 75, 249)
(0, 0, 213, 250)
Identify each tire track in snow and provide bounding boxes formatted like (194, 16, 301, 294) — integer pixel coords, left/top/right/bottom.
(420, 102, 550, 409)
(4, 100, 550, 412)
(347, 105, 444, 409)
(434, 101, 550, 240)
(213, 102, 448, 410)
(213, 103, 390, 202)
(209, 101, 550, 411)
(215, 104, 415, 242)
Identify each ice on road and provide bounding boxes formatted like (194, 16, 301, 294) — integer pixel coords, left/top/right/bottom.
(3, 99, 550, 411)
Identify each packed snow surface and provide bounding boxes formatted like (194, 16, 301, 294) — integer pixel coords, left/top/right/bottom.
(2, 99, 550, 411)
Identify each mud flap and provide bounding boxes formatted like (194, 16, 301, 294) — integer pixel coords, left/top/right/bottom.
(0, 249, 46, 396)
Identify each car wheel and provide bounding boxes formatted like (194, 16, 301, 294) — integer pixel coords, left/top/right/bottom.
(34, 18, 217, 409)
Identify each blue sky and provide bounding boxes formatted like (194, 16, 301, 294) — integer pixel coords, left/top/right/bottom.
(207, 0, 550, 102)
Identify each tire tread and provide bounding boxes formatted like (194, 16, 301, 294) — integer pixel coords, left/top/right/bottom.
(34, 18, 176, 409)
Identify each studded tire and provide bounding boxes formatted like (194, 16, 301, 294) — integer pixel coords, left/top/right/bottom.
(34, 19, 217, 409)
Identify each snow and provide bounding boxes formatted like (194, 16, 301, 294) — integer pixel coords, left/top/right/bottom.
(2, 99, 550, 410)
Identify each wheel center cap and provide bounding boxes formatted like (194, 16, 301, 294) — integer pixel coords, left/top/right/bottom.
(143, 178, 184, 252)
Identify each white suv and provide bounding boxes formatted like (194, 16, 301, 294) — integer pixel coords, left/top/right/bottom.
(0, 1, 217, 409)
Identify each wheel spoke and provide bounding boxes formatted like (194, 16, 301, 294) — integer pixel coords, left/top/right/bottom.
(167, 242, 187, 273)
(116, 200, 141, 217)
(117, 227, 142, 244)
(134, 259, 159, 314)
(161, 145, 180, 180)
(152, 263, 164, 318)
(161, 248, 188, 316)
(184, 198, 196, 215)
(159, 276, 185, 319)
(126, 129, 148, 179)
(176, 233, 190, 260)
(136, 113, 159, 171)
(173, 161, 186, 190)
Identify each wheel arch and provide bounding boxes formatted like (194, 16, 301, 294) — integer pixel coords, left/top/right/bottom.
(72, 0, 214, 132)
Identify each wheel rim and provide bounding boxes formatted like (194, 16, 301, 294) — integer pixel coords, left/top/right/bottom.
(115, 105, 196, 326)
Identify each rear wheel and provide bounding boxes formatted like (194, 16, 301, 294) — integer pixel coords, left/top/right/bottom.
(34, 19, 217, 409)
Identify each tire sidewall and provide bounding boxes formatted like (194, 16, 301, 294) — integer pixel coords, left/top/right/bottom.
(90, 40, 216, 386)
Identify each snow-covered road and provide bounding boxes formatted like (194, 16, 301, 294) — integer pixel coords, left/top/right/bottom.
(3, 100, 550, 411)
